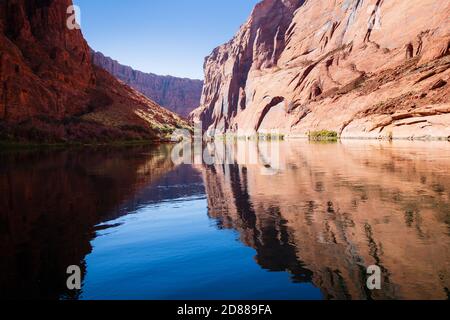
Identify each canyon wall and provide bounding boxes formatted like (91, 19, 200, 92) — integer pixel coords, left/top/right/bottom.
(191, 0, 450, 140)
(92, 51, 203, 118)
(0, 0, 187, 143)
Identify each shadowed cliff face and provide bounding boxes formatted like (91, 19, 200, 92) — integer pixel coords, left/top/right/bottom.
(197, 141, 450, 300)
(0, 0, 187, 143)
(191, 0, 450, 139)
(91, 51, 203, 118)
(0, 145, 176, 299)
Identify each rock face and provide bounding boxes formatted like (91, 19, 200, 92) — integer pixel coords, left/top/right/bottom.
(0, 0, 187, 143)
(191, 0, 450, 140)
(91, 51, 203, 118)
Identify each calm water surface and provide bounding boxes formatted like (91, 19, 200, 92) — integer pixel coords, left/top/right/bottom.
(0, 141, 449, 300)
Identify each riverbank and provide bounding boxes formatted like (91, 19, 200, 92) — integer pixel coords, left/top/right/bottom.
(0, 139, 172, 151)
(202, 132, 450, 142)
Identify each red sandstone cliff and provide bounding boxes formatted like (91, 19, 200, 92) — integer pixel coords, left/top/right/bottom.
(0, 0, 188, 143)
(191, 0, 450, 140)
(91, 50, 203, 118)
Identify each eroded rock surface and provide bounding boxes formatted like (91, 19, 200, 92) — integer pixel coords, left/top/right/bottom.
(0, 0, 187, 143)
(191, 0, 450, 140)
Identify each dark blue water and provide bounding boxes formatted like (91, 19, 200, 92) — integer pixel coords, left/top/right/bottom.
(81, 195, 321, 300)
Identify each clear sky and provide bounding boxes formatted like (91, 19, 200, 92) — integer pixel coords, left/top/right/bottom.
(73, 0, 260, 80)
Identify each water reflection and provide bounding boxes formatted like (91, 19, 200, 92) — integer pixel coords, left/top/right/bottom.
(0, 145, 176, 299)
(0, 141, 449, 300)
(199, 140, 450, 300)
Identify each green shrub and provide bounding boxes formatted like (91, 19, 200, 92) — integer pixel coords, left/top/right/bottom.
(308, 130, 338, 141)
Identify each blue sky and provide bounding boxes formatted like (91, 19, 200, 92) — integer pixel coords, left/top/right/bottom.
(74, 0, 259, 79)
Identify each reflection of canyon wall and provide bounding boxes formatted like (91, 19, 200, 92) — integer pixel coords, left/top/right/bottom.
(191, 0, 450, 139)
(197, 141, 450, 300)
(0, 145, 175, 299)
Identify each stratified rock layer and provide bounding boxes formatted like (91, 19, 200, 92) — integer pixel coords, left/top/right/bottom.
(191, 0, 450, 140)
(0, 0, 187, 143)
(91, 51, 203, 118)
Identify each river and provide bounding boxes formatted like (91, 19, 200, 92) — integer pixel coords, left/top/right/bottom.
(0, 141, 449, 300)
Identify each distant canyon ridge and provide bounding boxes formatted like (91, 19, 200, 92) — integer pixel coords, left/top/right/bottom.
(191, 0, 450, 140)
(91, 51, 203, 118)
